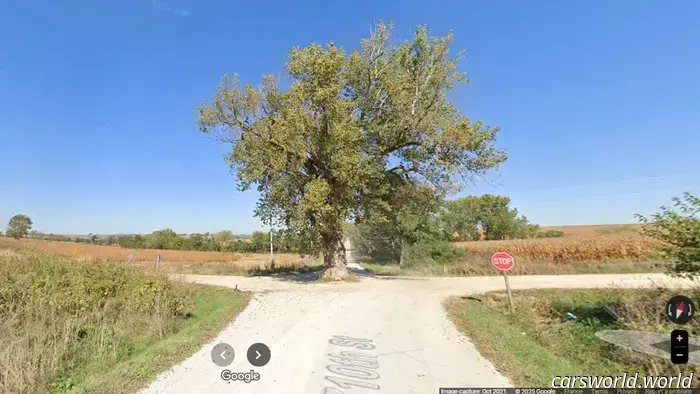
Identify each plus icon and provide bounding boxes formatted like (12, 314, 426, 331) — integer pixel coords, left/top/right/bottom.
(671, 330, 689, 365)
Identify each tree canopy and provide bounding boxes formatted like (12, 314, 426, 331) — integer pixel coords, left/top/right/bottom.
(197, 22, 506, 279)
(7, 214, 33, 240)
(443, 194, 539, 241)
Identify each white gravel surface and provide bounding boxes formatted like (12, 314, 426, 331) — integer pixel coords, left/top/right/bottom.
(143, 246, 690, 394)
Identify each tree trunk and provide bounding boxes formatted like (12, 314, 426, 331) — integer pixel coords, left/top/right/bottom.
(321, 231, 350, 280)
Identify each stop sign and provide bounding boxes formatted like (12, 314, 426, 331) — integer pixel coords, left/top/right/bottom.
(491, 251, 515, 271)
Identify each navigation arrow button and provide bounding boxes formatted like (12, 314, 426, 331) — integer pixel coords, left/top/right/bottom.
(247, 343, 271, 367)
(211, 343, 235, 367)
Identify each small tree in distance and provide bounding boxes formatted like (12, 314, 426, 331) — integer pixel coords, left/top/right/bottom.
(443, 195, 539, 241)
(636, 192, 700, 279)
(7, 214, 33, 240)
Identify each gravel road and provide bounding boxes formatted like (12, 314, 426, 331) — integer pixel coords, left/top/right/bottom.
(143, 247, 690, 394)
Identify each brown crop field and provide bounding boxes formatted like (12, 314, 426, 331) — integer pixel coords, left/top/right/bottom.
(453, 235, 662, 263)
(539, 224, 644, 238)
(0, 237, 306, 269)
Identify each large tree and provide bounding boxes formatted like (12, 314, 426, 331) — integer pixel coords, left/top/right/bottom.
(197, 23, 506, 279)
(7, 214, 33, 240)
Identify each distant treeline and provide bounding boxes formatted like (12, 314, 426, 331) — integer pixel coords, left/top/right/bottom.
(29, 229, 302, 254)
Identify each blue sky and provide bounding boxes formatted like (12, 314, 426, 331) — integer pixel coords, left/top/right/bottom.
(1, 0, 698, 234)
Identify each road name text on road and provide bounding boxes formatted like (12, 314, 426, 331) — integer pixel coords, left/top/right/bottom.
(324, 335, 381, 393)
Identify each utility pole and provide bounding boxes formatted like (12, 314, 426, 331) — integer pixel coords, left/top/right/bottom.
(268, 214, 274, 262)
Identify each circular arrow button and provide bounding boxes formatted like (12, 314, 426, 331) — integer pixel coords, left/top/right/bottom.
(211, 343, 235, 367)
(247, 342, 271, 367)
(666, 296, 695, 325)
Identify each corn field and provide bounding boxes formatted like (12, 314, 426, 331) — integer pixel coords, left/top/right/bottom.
(453, 236, 663, 263)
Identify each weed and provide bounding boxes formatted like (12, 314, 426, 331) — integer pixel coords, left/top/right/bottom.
(0, 249, 247, 393)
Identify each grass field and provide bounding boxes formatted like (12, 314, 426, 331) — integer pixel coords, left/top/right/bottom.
(0, 236, 321, 275)
(0, 249, 251, 393)
(444, 287, 697, 387)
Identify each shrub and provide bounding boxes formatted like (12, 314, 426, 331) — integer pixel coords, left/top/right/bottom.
(535, 230, 565, 238)
(636, 192, 700, 278)
(0, 251, 193, 393)
(403, 239, 465, 267)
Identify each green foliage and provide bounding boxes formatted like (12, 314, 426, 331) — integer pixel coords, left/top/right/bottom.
(535, 230, 565, 238)
(443, 195, 539, 240)
(250, 231, 270, 252)
(0, 251, 195, 393)
(0, 255, 192, 320)
(402, 239, 465, 267)
(116, 234, 146, 249)
(636, 192, 700, 279)
(146, 229, 178, 250)
(168, 237, 186, 250)
(197, 22, 505, 272)
(103, 229, 303, 254)
(351, 192, 541, 267)
(6, 214, 33, 240)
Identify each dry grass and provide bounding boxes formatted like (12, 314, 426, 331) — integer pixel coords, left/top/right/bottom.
(450, 223, 662, 266)
(539, 224, 644, 238)
(0, 248, 252, 393)
(0, 250, 188, 392)
(0, 236, 303, 266)
(0, 236, 323, 276)
(453, 235, 662, 263)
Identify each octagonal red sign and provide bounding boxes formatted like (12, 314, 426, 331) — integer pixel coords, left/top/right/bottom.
(491, 251, 515, 271)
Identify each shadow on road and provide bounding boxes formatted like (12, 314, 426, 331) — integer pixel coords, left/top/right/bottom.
(258, 264, 412, 283)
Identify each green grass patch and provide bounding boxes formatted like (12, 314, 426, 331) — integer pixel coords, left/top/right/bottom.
(73, 285, 249, 393)
(0, 250, 250, 393)
(444, 288, 698, 387)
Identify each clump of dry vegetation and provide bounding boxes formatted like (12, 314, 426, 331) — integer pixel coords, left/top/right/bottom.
(0, 250, 195, 393)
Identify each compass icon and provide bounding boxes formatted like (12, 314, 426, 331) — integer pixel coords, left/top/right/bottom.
(666, 296, 695, 325)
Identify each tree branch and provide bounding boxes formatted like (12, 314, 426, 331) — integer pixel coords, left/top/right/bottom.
(381, 140, 421, 155)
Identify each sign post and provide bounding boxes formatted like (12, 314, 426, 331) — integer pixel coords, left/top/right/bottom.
(491, 251, 515, 312)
